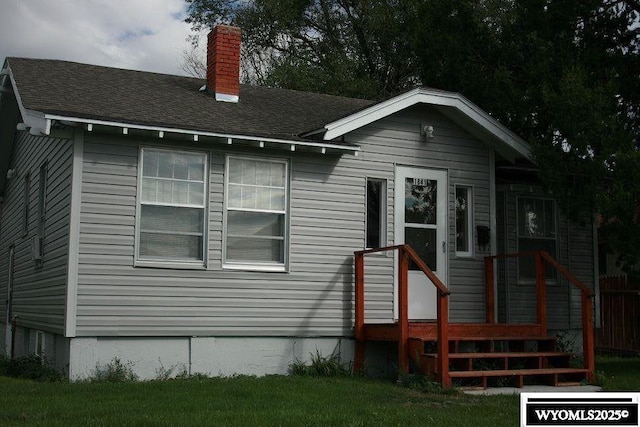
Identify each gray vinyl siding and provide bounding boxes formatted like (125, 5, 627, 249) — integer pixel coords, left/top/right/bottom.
(75, 104, 496, 337)
(496, 187, 595, 329)
(0, 131, 73, 335)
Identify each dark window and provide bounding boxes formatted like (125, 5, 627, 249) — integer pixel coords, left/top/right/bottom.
(455, 186, 473, 256)
(517, 197, 556, 281)
(366, 178, 386, 248)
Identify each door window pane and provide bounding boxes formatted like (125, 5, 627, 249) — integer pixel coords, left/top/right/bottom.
(405, 228, 436, 271)
(405, 178, 437, 224)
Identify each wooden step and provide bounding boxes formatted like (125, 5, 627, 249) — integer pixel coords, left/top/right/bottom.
(420, 351, 574, 377)
(424, 351, 571, 359)
(447, 336, 554, 342)
(413, 335, 558, 353)
(449, 367, 589, 378)
(449, 367, 589, 388)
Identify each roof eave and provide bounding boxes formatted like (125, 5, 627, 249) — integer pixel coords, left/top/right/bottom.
(321, 87, 531, 163)
(42, 114, 360, 155)
(6, 64, 51, 136)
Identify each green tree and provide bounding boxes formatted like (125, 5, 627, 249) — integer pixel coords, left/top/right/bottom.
(185, 0, 640, 275)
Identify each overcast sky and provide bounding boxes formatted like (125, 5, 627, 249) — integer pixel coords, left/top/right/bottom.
(0, 0, 199, 76)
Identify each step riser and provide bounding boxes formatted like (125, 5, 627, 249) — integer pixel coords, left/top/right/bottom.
(410, 335, 584, 389)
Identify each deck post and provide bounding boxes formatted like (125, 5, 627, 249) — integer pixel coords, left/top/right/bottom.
(354, 252, 365, 373)
(398, 247, 409, 373)
(437, 293, 450, 388)
(582, 293, 595, 382)
(484, 257, 495, 323)
(535, 252, 547, 334)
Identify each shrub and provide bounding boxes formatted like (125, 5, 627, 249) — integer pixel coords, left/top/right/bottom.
(1, 354, 64, 382)
(154, 360, 187, 381)
(289, 349, 351, 377)
(90, 357, 138, 383)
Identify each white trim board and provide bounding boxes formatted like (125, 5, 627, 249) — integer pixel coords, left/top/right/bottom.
(321, 88, 531, 163)
(64, 129, 83, 338)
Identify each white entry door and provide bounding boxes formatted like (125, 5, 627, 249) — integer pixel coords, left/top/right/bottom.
(394, 166, 448, 320)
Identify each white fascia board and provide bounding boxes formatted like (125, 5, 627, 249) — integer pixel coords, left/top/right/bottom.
(43, 114, 360, 154)
(323, 87, 531, 160)
(7, 65, 50, 135)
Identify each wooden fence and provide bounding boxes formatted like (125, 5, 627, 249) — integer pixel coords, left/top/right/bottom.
(596, 276, 640, 354)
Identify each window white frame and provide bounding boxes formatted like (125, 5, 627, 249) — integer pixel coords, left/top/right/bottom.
(223, 155, 289, 272)
(455, 185, 474, 258)
(516, 196, 557, 284)
(135, 147, 209, 268)
(365, 177, 387, 249)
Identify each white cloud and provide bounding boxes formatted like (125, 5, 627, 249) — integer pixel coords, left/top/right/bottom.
(0, 0, 197, 76)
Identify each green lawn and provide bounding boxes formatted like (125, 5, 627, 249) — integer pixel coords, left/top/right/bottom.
(0, 356, 637, 426)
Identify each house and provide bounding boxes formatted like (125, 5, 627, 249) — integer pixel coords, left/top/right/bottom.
(0, 25, 598, 385)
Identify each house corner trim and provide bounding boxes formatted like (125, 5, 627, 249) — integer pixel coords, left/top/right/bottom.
(64, 129, 83, 338)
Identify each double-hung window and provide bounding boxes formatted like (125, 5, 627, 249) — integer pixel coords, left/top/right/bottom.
(137, 148, 207, 265)
(224, 156, 288, 270)
(517, 197, 556, 281)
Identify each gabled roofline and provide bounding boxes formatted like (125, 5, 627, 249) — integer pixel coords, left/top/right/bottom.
(4, 63, 51, 136)
(320, 87, 531, 162)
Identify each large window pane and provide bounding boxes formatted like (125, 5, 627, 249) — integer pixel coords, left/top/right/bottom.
(517, 197, 556, 280)
(518, 238, 557, 279)
(226, 237, 284, 263)
(140, 233, 203, 260)
(141, 205, 203, 234)
(227, 212, 284, 237)
(225, 157, 288, 267)
(138, 149, 207, 264)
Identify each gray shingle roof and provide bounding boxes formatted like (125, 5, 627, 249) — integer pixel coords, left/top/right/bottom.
(7, 58, 374, 140)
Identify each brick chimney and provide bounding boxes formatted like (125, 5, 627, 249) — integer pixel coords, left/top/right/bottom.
(207, 25, 241, 103)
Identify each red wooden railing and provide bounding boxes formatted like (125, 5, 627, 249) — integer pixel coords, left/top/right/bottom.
(354, 244, 451, 387)
(484, 251, 595, 382)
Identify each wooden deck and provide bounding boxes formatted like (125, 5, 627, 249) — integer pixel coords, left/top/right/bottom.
(354, 246, 596, 389)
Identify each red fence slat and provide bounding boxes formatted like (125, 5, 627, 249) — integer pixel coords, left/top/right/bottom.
(596, 275, 640, 354)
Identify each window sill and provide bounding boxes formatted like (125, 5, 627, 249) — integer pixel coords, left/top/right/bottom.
(455, 252, 474, 259)
(135, 260, 207, 270)
(364, 248, 393, 257)
(223, 263, 288, 273)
